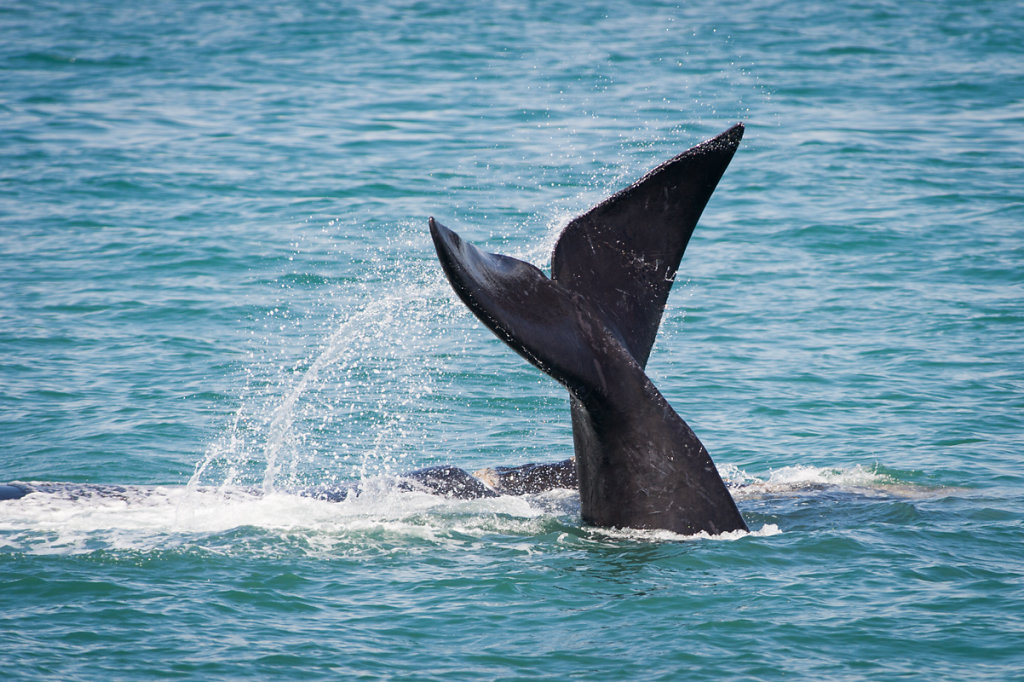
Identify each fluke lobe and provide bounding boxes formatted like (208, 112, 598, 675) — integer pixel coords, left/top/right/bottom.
(430, 123, 748, 535)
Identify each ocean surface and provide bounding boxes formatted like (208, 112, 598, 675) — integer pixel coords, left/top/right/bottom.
(2, 0, 1023, 678)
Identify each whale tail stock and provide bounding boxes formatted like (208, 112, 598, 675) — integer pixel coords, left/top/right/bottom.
(430, 124, 748, 535)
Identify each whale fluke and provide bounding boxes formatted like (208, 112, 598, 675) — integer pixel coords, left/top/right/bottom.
(430, 124, 747, 535)
(552, 123, 744, 368)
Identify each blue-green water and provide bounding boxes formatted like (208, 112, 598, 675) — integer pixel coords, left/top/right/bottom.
(2, 0, 1023, 678)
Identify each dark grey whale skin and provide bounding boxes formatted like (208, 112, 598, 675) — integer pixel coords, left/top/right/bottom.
(0, 470, 496, 503)
(0, 461, 577, 503)
(430, 124, 748, 536)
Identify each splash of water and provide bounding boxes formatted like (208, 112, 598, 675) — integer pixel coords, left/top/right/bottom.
(188, 222, 459, 494)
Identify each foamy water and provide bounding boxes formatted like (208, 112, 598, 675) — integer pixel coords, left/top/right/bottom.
(1, 464, 923, 555)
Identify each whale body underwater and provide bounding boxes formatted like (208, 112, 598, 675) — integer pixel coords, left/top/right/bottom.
(2, 124, 748, 536)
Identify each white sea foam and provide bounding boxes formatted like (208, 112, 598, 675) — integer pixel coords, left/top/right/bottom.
(721, 463, 909, 500)
(0, 463, 929, 554)
(587, 522, 783, 544)
(0, 481, 574, 555)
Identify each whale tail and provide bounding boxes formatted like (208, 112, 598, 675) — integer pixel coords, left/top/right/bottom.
(430, 124, 747, 535)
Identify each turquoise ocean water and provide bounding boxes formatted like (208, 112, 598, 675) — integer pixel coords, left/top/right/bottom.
(2, 1, 1023, 678)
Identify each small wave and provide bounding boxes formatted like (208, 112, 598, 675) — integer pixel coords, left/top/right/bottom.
(720, 463, 925, 501)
